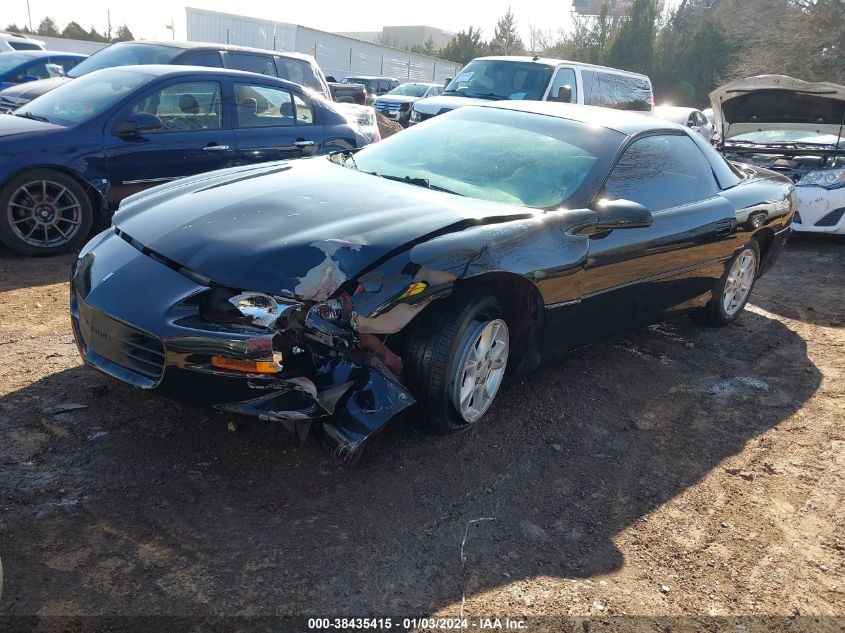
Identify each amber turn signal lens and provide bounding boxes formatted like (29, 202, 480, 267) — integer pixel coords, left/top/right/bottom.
(398, 282, 428, 299)
(211, 356, 281, 373)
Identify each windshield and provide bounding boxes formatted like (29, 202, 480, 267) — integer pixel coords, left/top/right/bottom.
(0, 53, 30, 74)
(387, 84, 429, 97)
(18, 68, 147, 126)
(68, 43, 182, 78)
(730, 130, 845, 147)
(350, 106, 620, 208)
(443, 60, 553, 101)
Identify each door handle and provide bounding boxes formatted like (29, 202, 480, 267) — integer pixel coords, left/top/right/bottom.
(293, 140, 315, 148)
(203, 144, 230, 151)
(715, 218, 736, 238)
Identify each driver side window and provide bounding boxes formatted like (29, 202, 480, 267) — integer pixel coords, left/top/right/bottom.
(548, 68, 577, 103)
(603, 135, 719, 211)
(129, 81, 222, 132)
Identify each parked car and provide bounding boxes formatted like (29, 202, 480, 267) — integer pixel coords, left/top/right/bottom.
(654, 105, 716, 143)
(70, 102, 794, 464)
(0, 32, 45, 52)
(374, 82, 442, 126)
(0, 50, 87, 90)
(0, 40, 332, 113)
(712, 75, 845, 238)
(340, 76, 399, 105)
(0, 65, 368, 256)
(325, 77, 366, 105)
(409, 56, 653, 125)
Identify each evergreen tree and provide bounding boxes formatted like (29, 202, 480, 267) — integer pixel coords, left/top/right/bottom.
(438, 27, 489, 65)
(61, 21, 89, 40)
(489, 7, 525, 55)
(36, 17, 60, 37)
(605, 0, 658, 75)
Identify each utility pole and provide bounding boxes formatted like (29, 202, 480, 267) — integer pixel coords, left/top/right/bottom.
(26, 0, 33, 32)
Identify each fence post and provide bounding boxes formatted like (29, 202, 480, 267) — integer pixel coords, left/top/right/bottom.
(349, 48, 352, 71)
(314, 41, 318, 62)
(408, 57, 411, 78)
(432, 58, 437, 81)
(380, 53, 384, 74)
(273, 35, 276, 50)
(226, 28, 230, 44)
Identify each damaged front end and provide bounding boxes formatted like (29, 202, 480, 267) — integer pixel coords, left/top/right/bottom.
(70, 228, 459, 465)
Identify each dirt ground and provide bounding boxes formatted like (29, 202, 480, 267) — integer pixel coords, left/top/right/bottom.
(0, 234, 843, 625)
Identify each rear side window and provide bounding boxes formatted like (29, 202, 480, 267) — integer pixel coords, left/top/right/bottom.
(55, 57, 81, 73)
(181, 51, 224, 68)
(585, 71, 652, 112)
(603, 134, 718, 211)
(10, 41, 42, 51)
(227, 53, 276, 76)
(275, 57, 323, 92)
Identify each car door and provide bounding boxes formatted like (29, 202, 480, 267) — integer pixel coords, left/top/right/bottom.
(571, 132, 737, 347)
(104, 77, 235, 204)
(231, 80, 324, 165)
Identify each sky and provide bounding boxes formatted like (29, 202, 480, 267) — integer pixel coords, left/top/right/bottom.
(6, 0, 680, 47)
(6, 0, 588, 43)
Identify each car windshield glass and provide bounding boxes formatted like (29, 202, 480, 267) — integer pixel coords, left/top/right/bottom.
(0, 53, 30, 74)
(19, 68, 147, 126)
(387, 84, 428, 97)
(67, 43, 182, 78)
(351, 106, 621, 208)
(443, 60, 553, 101)
(731, 130, 845, 147)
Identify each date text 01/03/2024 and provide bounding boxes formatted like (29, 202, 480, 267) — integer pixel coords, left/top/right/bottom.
(306, 617, 527, 629)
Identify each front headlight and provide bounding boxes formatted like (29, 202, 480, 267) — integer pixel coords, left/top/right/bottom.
(200, 288, 299, 329)
(797, 168, 845, 189)
(410, 109, 421, 122)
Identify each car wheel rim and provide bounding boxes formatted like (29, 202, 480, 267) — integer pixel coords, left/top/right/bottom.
(722, 248, 757, 316)
(6, 180, 82, 249)
(450, 318, 509, 423)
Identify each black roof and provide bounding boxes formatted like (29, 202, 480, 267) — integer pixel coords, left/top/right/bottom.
(105, 40, 315, 62)
(483, 101, 679, 136)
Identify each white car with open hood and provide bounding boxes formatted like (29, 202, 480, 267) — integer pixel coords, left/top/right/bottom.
(711, 75, 845, 237)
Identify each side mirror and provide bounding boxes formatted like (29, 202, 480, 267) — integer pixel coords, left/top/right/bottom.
(19, 74, 39, 83)
(115, 112, 163, 136)
(553, 85, 572, 103)
(325, 75, 337, 83)
(589, 198, 653, 231)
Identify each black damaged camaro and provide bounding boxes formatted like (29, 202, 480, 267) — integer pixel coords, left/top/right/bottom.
(71, 102, 795, 463)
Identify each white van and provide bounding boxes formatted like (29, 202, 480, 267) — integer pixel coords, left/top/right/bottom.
(0, 33, 46, 52)
(410, 55, 653, 124)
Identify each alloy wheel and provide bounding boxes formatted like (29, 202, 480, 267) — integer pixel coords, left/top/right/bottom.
(722, 248, 757, 316)
(450, 318, 509, 423)
(6, 179, 83, 249)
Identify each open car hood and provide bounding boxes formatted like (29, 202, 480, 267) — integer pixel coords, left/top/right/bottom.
(113, 158, 529, 301)
(709, 75, 845, 140)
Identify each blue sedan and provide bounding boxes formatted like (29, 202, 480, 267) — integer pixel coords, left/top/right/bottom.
(0, 65, 367, 255)
(0, 50, 86, 91)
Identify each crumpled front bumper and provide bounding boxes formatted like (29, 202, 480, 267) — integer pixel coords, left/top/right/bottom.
(70, 230, 414, 464)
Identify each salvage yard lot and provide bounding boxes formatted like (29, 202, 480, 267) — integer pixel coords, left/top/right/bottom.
(0, 236, 842, 619)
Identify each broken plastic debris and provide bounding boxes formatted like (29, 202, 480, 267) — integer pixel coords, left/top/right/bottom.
(41, 403, 88, 415)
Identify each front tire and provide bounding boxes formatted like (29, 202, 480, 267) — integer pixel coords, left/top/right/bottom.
(402, 289, 509, 434)
(705, 241, 760, 326)
(0, 169, 93, 256)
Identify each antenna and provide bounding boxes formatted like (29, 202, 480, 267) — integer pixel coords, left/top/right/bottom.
(833, 107, 845, 165)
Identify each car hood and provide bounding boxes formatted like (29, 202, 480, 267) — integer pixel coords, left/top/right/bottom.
(709, 75, 845, 140)
(376, 95, 420, 104)
(0, 76, 70, 102)
(412, 95, 498, 115)
(113, 158, 531, 301)
(0, 114, 65, 138)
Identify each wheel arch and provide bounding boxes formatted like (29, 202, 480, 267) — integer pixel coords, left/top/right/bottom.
(2, 164, 108, 222)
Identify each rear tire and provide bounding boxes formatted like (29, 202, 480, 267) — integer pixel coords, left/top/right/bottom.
(705, 241, 760, 326)
(0, 169, 93, 256)
(402, 288, 509, 434)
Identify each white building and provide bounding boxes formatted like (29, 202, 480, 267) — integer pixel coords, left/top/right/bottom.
(185, 8, 460, 83)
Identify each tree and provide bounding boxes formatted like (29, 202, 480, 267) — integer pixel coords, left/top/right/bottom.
(87, 26, 108, 42)
(114, 24, 134, 42)
(605, 0, 658, 75)
(438, 27, 490, 65)
(4, 23, 31, 34)
(61, 21, 89, 40)
(36, 17, 60, 37)
(489, 7, 525, 55)
(423, 36, 436, 56)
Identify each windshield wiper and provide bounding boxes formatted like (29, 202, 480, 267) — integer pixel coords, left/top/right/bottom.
(442, 90, 462, 96)
(468, 92, 511, 101)
(16, 111, 49, 123)
(366, 172, 463, 196)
